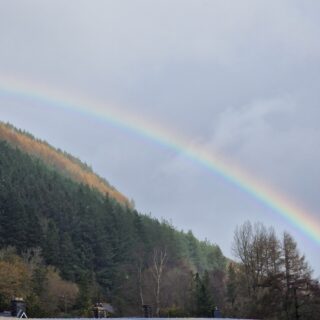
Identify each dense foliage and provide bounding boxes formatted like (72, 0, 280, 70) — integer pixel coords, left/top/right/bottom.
(0, 139, 226, 316)
(1, 125, 318, 319)
(0, 122, 128, 205)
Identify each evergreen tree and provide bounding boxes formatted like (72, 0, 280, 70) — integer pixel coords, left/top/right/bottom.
(193, 272, 214, 317)
(282, 232, 312, 320)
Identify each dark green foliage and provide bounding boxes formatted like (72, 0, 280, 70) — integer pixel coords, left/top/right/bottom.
(193, 272, 214, 317)
(226, 263, 237, 309)
(0, 139, 226, 316)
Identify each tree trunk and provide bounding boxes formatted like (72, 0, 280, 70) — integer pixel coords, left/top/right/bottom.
(151, 248, 167, 317)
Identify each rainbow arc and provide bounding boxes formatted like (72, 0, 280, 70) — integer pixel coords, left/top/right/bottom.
(0, 76, 319, 244)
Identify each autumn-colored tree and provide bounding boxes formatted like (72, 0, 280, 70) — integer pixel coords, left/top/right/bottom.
(282, 232, 312, 320)
(0, 122, 129, 205)
(230, 222, 319, 320)
(42, 267, 79, 315)
(0, 248, 32, 310)
(0, 259, 31, 309)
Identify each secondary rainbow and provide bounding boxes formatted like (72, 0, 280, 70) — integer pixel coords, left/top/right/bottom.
(1, 76, 319, 245)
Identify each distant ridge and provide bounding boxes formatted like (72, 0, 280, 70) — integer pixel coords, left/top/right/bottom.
(0, 121, 129, 206)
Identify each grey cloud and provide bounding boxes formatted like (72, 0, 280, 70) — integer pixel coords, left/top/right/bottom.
(1, 0, 320, 274)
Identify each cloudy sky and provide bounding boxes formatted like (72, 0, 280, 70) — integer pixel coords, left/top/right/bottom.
(1, 1, 320, 274)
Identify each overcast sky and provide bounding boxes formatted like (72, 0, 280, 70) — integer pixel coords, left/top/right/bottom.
(1, 0, 320, 274)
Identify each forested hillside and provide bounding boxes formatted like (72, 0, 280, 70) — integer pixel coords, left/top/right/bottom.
(0, 128, 226, 317)
(0, 122, 129, 205)
(1, 123, 319, 319)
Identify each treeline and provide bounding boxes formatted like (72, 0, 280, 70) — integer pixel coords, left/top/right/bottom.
(1, 126, 319, 319)
(0, 246, 224, 318)
(0, 248, 78, 317)
(0, 139, 226, 316)
(0, 122, 128, 204)
(225, 221, 320, 319)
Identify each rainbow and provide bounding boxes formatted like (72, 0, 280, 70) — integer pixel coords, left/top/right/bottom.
(0, 76, 319, 245)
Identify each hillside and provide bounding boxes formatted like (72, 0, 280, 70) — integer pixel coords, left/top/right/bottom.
(0, 122, 129, 205)
(1, 123, 319, 320)
(0, 123, 226, 317)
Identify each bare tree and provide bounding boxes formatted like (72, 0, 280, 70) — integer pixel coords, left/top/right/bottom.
(151, 248, 167, 317)
(232, 221, 254, 296)
(137, 257, 145, 307)
(231, 222, 318, 319)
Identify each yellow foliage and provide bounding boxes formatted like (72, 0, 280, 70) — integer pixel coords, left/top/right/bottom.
(0, 123, 129, 206)
(0, 259, 31, 302)
(41, 267, 79, 314)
